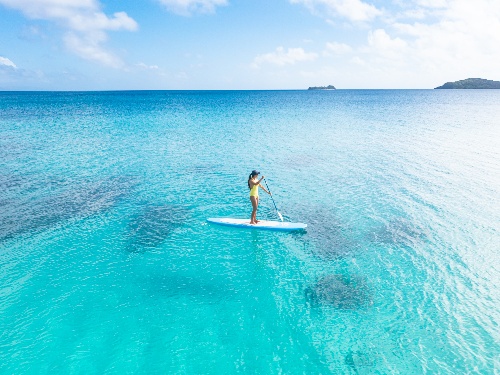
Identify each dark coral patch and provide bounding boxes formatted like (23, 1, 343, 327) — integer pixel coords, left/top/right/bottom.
(126, 205, 189, 253)
(305, 274, 372, 309)
(294, 205, 356, 260)
(368, 217, 426, 246)
(0, 175, 136, 242)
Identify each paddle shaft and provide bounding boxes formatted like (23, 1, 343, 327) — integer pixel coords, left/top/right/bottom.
(263, 178, 283, 222)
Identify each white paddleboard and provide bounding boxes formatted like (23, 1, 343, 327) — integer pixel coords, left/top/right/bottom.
(207, 218, 307, 232)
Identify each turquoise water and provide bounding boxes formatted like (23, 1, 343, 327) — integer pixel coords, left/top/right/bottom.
(1, 90, 499, 374)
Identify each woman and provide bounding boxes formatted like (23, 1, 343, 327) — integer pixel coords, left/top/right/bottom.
(248, 170, 271, 224)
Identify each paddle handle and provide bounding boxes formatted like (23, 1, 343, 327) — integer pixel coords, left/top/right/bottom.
(263, 178, 284, 222)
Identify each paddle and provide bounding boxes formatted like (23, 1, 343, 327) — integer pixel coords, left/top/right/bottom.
(263, 178, 284, 222)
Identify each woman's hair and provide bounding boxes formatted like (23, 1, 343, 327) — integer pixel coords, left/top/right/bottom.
(248, 170, 259, 189)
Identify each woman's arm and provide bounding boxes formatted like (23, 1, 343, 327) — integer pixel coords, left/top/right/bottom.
(250, 176, 265, 188)
(259, 184, 271, 195)
(256, 176, 271, 195)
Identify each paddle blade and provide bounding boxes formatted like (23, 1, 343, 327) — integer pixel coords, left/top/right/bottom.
(278, 211, 284, 222)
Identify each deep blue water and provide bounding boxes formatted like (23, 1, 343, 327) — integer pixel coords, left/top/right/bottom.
(1, 90, 499, 374)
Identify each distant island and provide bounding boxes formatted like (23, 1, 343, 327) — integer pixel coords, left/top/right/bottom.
(308, 85, 336, 90)
(435, 78, 500, 89)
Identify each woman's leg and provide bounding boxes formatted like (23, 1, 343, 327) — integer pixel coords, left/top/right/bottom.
(255, 197, 260, 222)
(250, 196, 258, 224)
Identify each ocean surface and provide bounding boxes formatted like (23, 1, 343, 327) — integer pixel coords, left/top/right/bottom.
(1, 90, 499, 374)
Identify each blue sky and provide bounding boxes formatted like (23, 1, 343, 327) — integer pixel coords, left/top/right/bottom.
(1, 0, 499, 90)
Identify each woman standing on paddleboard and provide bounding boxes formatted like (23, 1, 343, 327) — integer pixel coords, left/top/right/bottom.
(248, 170, 271, 224)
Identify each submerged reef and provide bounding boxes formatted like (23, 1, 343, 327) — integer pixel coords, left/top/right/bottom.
(295, 205, 356, 260)
(0, 175, 136, 242)
(368, 217, 426, 247)
(126, 204, 189, 253)
(305, 274, 372, 309)
(345, 348, 376, 374)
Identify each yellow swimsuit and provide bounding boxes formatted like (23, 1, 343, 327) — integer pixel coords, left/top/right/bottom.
(249, 181, 259, 197)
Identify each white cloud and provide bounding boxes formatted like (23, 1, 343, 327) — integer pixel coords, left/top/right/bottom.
(368, 29, 407, 50)
(290, 0, 381, 22)
(66, 11, 137, 32)
(0, 58, 49, 89)
(252, 47, 318, 68)
(391, 0, 500, 80)
(350, 56, 366, 65)
(0, 56, 17, 68)
(402, 9, 428, 20)
(64, 31, 124, 68)
(324, 41, 353, 55)
(323, 0, 500, 88)
(415, 0, 450, 8)
(158, 0, 228, 16)
(0, 0, 138, 67)
(136, 62, 160, 70)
